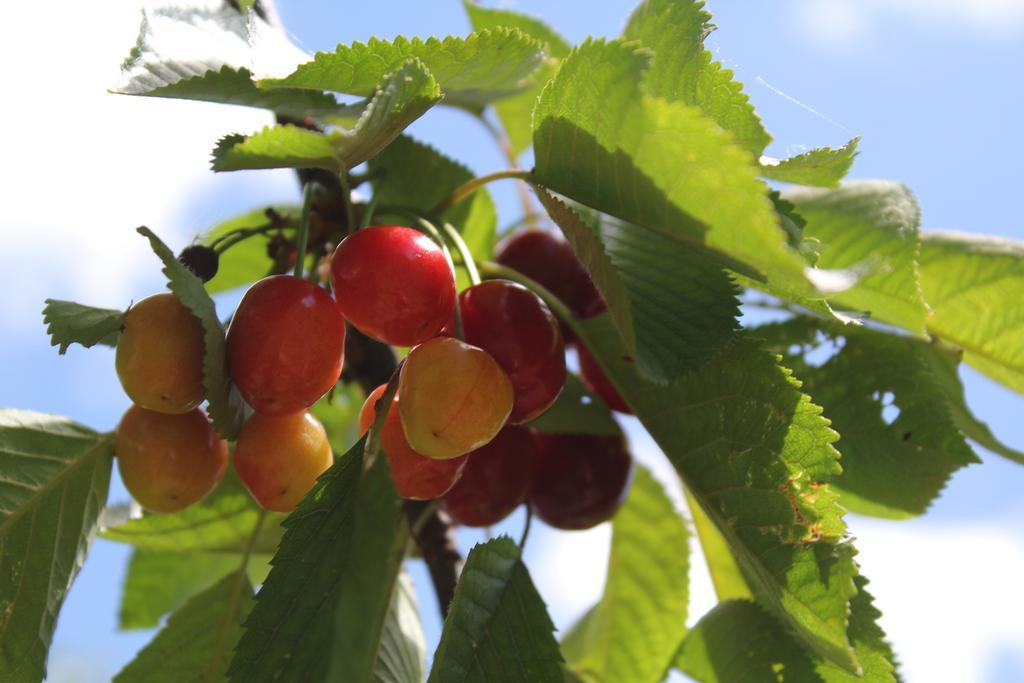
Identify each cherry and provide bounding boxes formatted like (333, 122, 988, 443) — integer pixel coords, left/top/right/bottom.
(449, 280, 566, 424)
(358, 384, 467, 500)
(399, 337, 513, 459)
(528, 432, 634, 530)
(116, 292, 205, 414)
(115, 405, 227, 513)
(576, 344, 632, 414)
(330, 225, 456, 346)
(439, 425, 537, 527)
(233, 410, 333, 513)
(495, 229, 606, 338)
(226, 275, 345, 415)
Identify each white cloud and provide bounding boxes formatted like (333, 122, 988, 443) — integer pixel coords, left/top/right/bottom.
(852, 517, 1024, 683)
(792, 0, 1024, 48)
(0, 2, 294, 331)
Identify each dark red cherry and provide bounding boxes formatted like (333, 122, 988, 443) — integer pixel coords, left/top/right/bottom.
(448, 279, 566, 424)
(577, 344, 632, 414)
(495, 230, 606, 338)
(439, 425, 537, 527)
(227, 275, 345, 415)
(330, 225, 456, 346)
(528, 432, 633, 530)
(358, 384, 467, 500)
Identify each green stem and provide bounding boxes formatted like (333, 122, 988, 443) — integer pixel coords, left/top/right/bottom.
(211, 223, 281, 255)
(338, 171, 356, 235)
(518, 506, 533, 554)
(441, 222, 481, 286)
(294, 183, 316, 278)
(359, 192, 381, 230)
(479, 260, 580, 337)
(431, 168, 532, 215)
(365, 363, 403, 470)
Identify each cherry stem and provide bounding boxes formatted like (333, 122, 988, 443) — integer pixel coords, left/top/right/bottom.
(211, 223, 283, 255)
(337, 171, 356, 235)
(364, 361, 403, 471)
(440, 221, 482, 286)
(294, 183, 316, 278)
(518, 506, 533, 554)
(431, 168, 532, 215)
(359, 192, 381, 230)
(479, 260, 582, 338)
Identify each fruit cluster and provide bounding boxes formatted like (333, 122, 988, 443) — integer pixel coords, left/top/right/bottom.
(112, 222, 634, 531)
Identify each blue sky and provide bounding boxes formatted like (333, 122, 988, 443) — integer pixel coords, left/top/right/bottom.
(1, 1, 1023, 681)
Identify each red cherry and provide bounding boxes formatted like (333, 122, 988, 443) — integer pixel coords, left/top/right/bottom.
(495, 230, 606, 339)
(439, 425, 537, 527)
(576, 344, 632, 414)
(448, 279, 566, 424)
(359, 384, 467, 500)
(331, 225, 456, 346)
(528, 432, 634, 530)
(227, 275, 345, 415)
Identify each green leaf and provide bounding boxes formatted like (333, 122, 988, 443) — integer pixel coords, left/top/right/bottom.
(369, 135, 497, 263)
(229, 439, 409, 683)
(762, 139, 861, 188)
(757, 318, 980, 518)
(567, 315, 859, 672)
(815, 577, 899, 682)
(917, 344, 1024, 465)
(114, 570, 255, 683)
(374, 571, 427, 683)
(537, 191, 741, 383)
(532, 192, 634, 353)
(676, 577, 897, 682)
(784, 181, 927, 335)
(116, 6, 344, 119)
(562, 466, 689, 683)
(119, 550, 241, 630)
(622, 0, 771, 157)
(683, 488, 752, 601)
(212, 126, 340, 173)
(199, 206, 301, 294)
(41, 299, 123, 354)
(918, 230, 1024, 395)
(533, 40, 813, 300)
(0, 410, 113, 683)
(137, 226, 247, 439)
(675, 600, 821, 682)
(214, 60, 441, 173)
(260, 29, 545, 111)
(462, 1, 571, 155)
(428, 537, 563, 683)
(527, 374, 620, 437)
(101, 471, 283, 555)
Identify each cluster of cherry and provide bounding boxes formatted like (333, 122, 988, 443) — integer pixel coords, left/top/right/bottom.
(112, 223, 633, 531)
